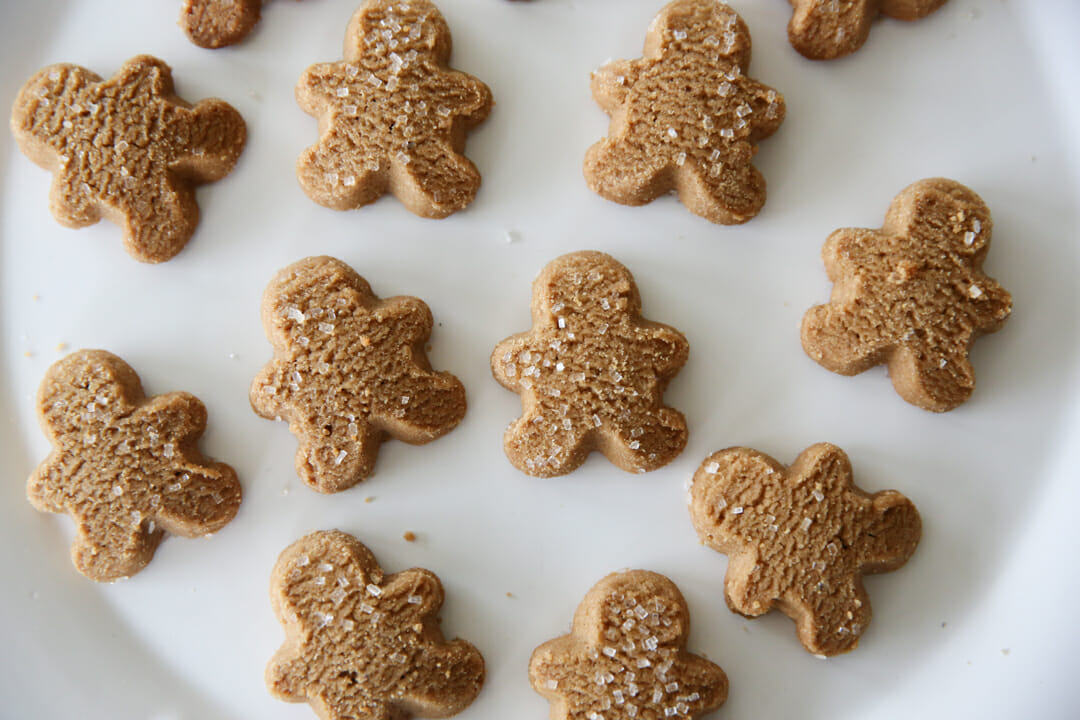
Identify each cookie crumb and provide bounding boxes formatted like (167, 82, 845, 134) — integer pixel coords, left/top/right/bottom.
(506, 591, 514, 598)
(55, 342, 67, 352)
(403, 531, 416, 542)
(365, 496, 375, 503)
(1001, 648, 1010, 656)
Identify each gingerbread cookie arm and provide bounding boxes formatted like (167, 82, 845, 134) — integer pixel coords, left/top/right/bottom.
(504, 413, 592, 478)
(180, 0, 262, 49)
(26, 456, 72, 514)
(168, 99, 247, 181)
(590, 60, 639, 113)
(787, 0, 875, 60)
(858, 490, 922, 571)
(428, 71, 493, 132)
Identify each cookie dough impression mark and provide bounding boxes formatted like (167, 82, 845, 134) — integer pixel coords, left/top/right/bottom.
(296, 0, 492, 218)
(492, 251, 689, 478)
(689, 443, 921, 656)
(267, 530, 485, 720)
(251, 256, 466, 493)
(585, 0, 785, 224)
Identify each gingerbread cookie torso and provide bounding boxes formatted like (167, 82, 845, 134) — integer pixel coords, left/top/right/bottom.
(585, 0, 785, 225)
(491, 251, 689, 477)
(787, 0, 949, 60)
(801, 178, 1012, 412)
(267, 530, 485, 720)
(10, 55, 246, 263)
(296, 0, 493, 218)
(530, 570, 728, 720)
(251, 256, 466, 493)
(688, 443, 921, 656)
(27, 350, 241, 582)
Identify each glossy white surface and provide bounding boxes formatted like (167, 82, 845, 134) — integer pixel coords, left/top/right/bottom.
(2, 1, 1078, 718)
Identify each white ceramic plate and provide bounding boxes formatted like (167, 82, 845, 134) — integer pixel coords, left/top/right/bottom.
(3, 1, 1078, 717)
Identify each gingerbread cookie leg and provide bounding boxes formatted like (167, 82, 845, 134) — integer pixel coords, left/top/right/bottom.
(71, 517, 166, 582)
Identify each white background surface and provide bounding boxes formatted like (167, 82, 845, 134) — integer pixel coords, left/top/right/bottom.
(2, 0, 1079, 718)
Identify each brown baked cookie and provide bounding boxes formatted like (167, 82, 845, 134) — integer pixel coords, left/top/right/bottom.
(688, 443, 920, 656)
(179, 0, 260, 48)
(267, 530, 485, 720)
(10, 55, 246, 263)
(530, 570, 728, 720)
(585, 0, 785, 225)
(296, 0, 493, 218)
(801, 178, 1011, 412)
(787, 0, 948, 60)
(491, 251, 689, 478)
(251, 256, 466, 493)
(27, 350, 241, 582)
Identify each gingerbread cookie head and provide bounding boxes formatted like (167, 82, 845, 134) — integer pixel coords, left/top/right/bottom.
(585, 0, 785, 225)
(787, 0, 948, 60)
(179, 0, 261, 48)
(10, 56, 246, 263)
(530, 570, 728, 720)
(27, 350, 241, 582)
(491, 251, 689, 478)
(801, 178, 1011, 412)
(295, 0, 493, 218)
(689, 444, 920, 656)
(251, 256, 466, 493)
(267, 530, 485, 720)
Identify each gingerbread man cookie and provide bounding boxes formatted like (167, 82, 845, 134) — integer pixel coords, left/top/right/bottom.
(585, 0, 785, 225)
(491, 251, 689, 478)
(530, 570, 728, 720)
(801, 178, 1011, 412)
(10, 55, 246, 263)
(27, 350, 241, 582)
(267, 530, 485, 720)
(787, 0, 948, 60)
(251, 256, 466, 493)
(296, 0, 493, 218)
(688, 443, 921, 656)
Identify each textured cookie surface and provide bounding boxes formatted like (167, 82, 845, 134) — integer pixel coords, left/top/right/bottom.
(252, 256, 466, 493)
(688, 443, 920, 656)
(10, 55, 246, 263)
(267, 530, 485, 720)
(179, 0, 261, 48)
(491, 251, 688, 477)
(787, 0, 948, 60)
(801, 177, 1011, 412)
(585, 0, 785, 225)
(530, 570, 728, 720)
(27, 350, 241, 582)
(296, 0, 492, 218)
